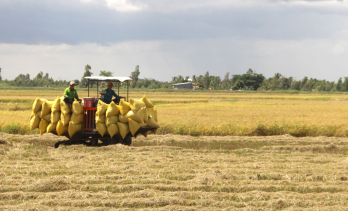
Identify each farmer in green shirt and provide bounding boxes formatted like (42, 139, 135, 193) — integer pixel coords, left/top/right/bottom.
(64, 81, 81, 108)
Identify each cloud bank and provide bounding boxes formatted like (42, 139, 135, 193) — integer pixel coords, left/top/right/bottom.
(0, 0, 348, 82)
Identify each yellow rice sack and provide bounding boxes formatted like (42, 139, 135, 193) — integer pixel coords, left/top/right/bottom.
(147, 106, 157, 122)
(39, 119, 49, 135)
(106, 101, 120, 117)
(30, 111, 34, 119)
(133, 108, 144, 123)
(30, 115, 40, 130)
(56, 120, 68, 136)
(32, 98, 47, 113)
(142, 107, 148, 125)
(71, 113, 83, 125)
(141, 95, 154, 108)
(72, 99, 83, 115)
(119, 113, 129, 123)
(119, 100, 131, 115)
(51, 112, 61, 124)
(106, 115, 119, 126)
(47, 122, 57, 133)
(60, 101, 71, 115)
(51, 97, 61, 113)
(117, 122, 129, 139)
(148, 117, 159, 128)
(42, 113, 51, 123)
(68, 122, 82, 138)
(31, 110, 41, 119)
(60, 113, 71, 126)
(129, 118, 141, 137)
(119, 110, 143, 123)
(95, 114, 106, 124)
(96, 100, 108, 116)
(129, 98, 145, 112)
(146, 108, 152, 119)
(96, 123, 107, 137)
(40, 101, 54, 117)
(107, 123, 119, 138)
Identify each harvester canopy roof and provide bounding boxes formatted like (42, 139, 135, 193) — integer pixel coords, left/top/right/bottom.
(84, 76, 132, 82)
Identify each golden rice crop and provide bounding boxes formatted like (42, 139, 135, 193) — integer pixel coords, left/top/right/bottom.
(158, 99, 348, 136)
(2, 90, 348, 136)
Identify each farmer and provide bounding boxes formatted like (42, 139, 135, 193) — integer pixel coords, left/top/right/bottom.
(64, 81, 81, 108)
(103, 82, 124, 104)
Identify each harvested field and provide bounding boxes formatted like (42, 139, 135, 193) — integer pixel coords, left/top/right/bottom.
(1, 132, 348, 210)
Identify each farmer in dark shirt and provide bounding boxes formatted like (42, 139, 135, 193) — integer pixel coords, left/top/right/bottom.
(104, 82, 123, 104)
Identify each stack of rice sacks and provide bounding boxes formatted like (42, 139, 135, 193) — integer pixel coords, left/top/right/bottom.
(124, 95, 160, 138)
(95, 95, 159, 139)
(39, 100, 54, 135)
(47, 97, 61, 133)
(68, 99, 83, 137)
(57, 98, 71, 136)
(106, 101, 120, 138)
(30, 98, 47, 131)
(95, 100, 109, 137)
(141, 95, 159, 135)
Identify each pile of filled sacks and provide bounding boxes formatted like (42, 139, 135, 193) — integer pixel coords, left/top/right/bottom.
(30, 95, 159, 139)
(30, 97, 84, 137)
(95, 95, 159, 139)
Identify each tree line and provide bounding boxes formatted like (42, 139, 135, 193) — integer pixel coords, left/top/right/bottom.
(2, 65, 348, 92)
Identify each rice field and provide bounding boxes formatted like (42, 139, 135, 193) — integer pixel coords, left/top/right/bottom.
(1, 89, 348, 137)
(2, 89, 348, 209)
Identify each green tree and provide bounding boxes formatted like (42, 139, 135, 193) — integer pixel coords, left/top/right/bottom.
(192, 75, 197, 83)
(43, 73, 49, 80)
(342, 77, 348, 91)
(301, 77, 308, 90)
(99, 70, 113, 77)
(336, 77, 343, 91)
(209, 76, 221, 89)
(35, 71, 43, 79)
(80, 64, 93, 88)
(196, 75, 204, 89)
(221, 72, 230, 90)
(130, 65, 140, 88)
(231, 73, 265, 90)
(74, 79, 80, 86)
(246, 68, 253, 74)
(202, 71, 210, 89)
(0, 67, 2, 81)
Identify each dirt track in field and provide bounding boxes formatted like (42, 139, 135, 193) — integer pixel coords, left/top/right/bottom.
(1, 133, 348, 210)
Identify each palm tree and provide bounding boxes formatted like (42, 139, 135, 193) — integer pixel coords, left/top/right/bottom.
(80, 64, 93, 88)
(99, 70, 113, 77)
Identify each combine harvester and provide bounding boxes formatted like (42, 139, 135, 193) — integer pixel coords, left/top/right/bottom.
(30, 76, 160, 148)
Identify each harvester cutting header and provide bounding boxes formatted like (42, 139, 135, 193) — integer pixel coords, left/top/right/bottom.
(29, 76, 160, 148)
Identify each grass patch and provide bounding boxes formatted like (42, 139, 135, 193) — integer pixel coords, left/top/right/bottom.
(0, 123, 30, 135)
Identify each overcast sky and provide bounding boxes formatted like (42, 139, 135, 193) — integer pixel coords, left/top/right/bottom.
(1, 0, 348, 82)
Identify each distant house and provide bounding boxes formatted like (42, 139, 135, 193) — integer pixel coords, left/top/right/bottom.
(173, 82, 193, 90)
